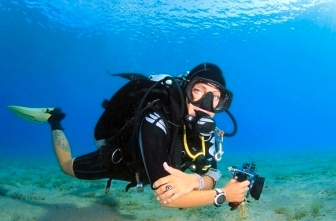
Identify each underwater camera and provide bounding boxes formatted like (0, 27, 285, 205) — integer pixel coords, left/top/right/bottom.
(227, 162, 265, 210)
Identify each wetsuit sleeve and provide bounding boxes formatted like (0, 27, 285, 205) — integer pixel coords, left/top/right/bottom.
(139, 111, 171, 187)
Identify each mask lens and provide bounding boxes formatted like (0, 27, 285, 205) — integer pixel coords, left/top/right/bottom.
(214, 90, 232, 112)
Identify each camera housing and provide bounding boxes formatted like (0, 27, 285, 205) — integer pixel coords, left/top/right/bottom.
(227, 162, 265, 210)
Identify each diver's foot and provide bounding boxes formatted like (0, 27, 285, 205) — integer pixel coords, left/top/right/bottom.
(46, 108, 66, 131)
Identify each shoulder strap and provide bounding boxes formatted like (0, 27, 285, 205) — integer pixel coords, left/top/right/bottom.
(167, 77, 185, 169)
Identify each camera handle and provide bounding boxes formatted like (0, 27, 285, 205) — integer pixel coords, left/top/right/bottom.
(227, 166, 252, 211)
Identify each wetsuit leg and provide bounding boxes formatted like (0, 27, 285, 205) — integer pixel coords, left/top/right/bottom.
(72, 150, 109, 180)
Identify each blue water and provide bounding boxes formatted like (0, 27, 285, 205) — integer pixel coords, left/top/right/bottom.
(1, 0, 336, 159)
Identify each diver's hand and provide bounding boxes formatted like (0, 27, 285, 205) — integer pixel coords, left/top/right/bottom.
(153, 162, 198, 204)
(222, 179, 250, 203)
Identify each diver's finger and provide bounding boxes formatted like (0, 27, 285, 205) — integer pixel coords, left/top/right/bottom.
(155, 183, 174, 199)
(158, 189, 175, 203)
(165, 192, 180, 204)
(153, 176, 172, 189)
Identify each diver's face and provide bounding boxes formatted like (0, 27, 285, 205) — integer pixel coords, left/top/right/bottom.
(187, 82, 221, 117)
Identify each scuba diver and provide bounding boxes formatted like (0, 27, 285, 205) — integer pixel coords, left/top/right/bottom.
(8, 63, 250, 208)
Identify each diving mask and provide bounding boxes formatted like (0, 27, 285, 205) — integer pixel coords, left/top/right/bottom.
(186, 77, 233, 113)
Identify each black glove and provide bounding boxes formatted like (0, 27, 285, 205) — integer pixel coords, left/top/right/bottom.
(47, 108, 66, 131)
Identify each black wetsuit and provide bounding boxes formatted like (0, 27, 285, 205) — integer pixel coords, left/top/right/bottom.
(72, 110, 217, 186)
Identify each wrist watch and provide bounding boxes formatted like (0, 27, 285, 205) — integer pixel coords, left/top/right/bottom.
(214, 188, 226, 207)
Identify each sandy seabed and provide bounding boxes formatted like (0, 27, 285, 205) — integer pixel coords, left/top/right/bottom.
(0, 147, 335, 221)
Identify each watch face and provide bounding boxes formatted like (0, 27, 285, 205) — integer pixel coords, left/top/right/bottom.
(217, 193, 225, 204)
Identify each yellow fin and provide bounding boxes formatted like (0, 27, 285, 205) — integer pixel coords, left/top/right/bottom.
(7, 105, 55, 123)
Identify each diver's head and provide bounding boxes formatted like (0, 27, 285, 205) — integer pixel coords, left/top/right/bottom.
(183, 63, 232, 136)
(185, 63, 233, 114)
